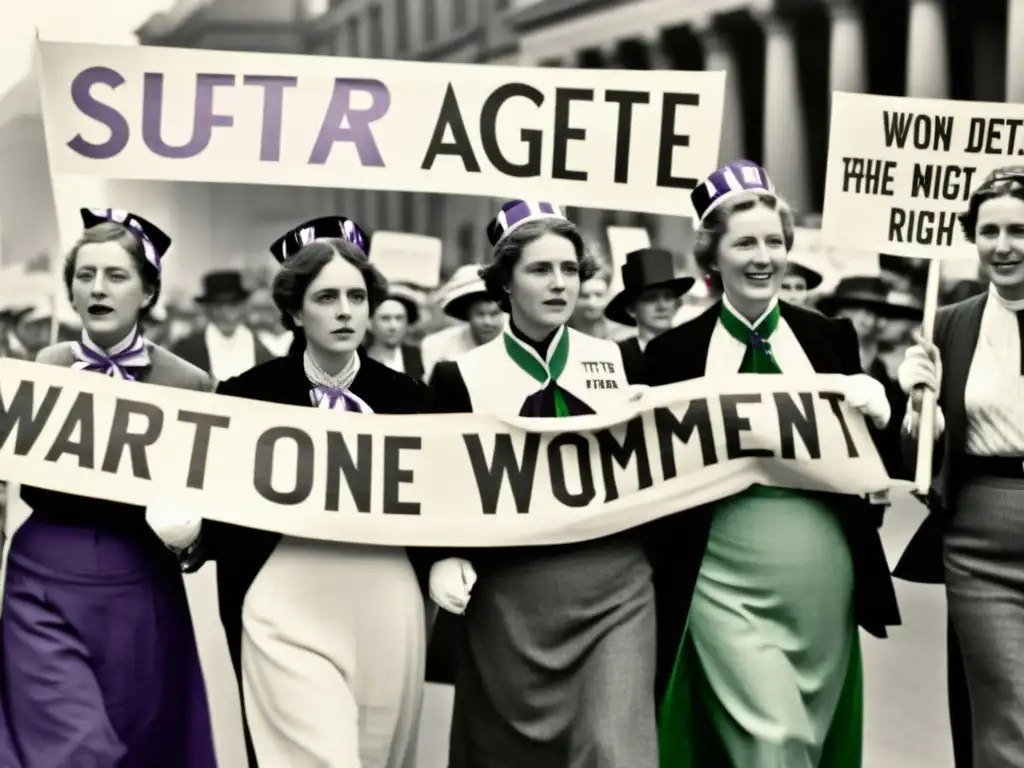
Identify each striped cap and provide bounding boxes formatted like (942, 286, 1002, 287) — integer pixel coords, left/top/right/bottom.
(80, 208, 171, 271)
(690, 160, 775, 221)
(269, 216, 369, 263)
(487, 200, 566, 246)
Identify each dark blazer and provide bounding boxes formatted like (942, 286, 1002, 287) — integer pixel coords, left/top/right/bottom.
(642, 300, 901, 704)
(402, 344, 425, 381)
(192, 352, 430, 708)
(617, 336, 645, 384)
(170, 328, 274, 376)
(893, 292, 988, 584)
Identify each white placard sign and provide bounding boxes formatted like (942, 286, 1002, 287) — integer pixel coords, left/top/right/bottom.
(822, 91, 1024, 259)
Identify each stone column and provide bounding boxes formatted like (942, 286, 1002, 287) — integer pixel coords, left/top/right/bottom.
(827, 0, 867, 96)
(694, 16, 744, 167)
(905, 0, 949, 98)
(1008, 0, 1024, 102)
(758, 9, 812, 211)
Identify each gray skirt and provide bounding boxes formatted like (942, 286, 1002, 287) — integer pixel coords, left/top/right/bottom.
(945, 475, 1024, 768)
(448, 537, 658, 768)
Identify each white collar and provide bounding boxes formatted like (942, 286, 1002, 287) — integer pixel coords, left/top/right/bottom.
(721, 293, 779, 330)
(81, 326, 140, 356)
(989, 284, 1024, 313)
(205, 322, 253, 346)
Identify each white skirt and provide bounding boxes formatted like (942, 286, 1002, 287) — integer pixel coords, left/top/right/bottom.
(241, 536, 426, 768)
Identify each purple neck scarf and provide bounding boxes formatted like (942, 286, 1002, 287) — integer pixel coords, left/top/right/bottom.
(70, 328, 150, 380)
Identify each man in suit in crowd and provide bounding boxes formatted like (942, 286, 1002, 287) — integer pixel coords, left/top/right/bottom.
(171, 270, 273, 380)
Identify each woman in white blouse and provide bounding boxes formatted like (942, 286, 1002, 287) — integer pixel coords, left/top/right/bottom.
(898, 165, 1024, 768)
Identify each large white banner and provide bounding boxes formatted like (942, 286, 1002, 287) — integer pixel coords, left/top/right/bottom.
(35, 41, 726, 217)
(822, 91, 1024, 259)
(0, 358, 890, 547)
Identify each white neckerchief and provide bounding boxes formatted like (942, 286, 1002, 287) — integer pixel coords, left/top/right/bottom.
(204, 323, 256, 380)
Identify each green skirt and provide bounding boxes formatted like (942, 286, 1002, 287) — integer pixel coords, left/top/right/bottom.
(658, 487, 863, 768)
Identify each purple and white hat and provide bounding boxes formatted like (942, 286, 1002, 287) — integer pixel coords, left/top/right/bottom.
(487, 200, 567, 246)
(690, 160, 776, 222)
(80, 208, 171, 271)
(269, 216, 369, 263)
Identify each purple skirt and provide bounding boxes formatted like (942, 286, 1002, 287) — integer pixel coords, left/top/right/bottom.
(0, 515, 217, 768)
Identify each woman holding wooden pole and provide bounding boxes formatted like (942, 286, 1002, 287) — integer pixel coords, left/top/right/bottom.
(897, 165, 1024, 768)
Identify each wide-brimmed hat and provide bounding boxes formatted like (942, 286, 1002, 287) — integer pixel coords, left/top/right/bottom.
(785, 256, 824, 291)
(817, 276, 924, 320)
(380, 283, 423, 326)
(195, 270, 250, 305)
(440, 264, 493, 321)
(604, 248, 696, 327)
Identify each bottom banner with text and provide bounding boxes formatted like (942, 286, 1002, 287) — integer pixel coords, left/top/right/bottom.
(0, 358, 891, 547)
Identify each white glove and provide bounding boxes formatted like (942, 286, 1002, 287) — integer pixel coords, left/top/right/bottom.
(145, 501, 202, 550)
(841, 374, 892, 429)
(897, 340, 942, 397)
(429, 558, 477, 615)
(902, 400, 946, 440)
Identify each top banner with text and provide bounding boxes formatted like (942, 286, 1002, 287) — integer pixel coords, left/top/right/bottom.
(35, 41, 726, 217)
(822, 91, 1024, 260)
(0, 358, 889, 548)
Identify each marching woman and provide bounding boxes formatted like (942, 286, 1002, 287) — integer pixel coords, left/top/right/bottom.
(426, 200, 659, 768)
(164, 216, 429, 768)
(895, 165, 1024, 768)
(0, 208, 217, 767)
(644, 161, 900, 767)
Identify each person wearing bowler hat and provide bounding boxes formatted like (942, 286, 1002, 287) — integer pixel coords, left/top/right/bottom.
(420, 264, 505, 381)
(604, 247, 695, 383)
(171, 269, 273, 379)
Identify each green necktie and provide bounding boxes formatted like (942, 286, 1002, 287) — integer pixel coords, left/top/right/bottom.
(503, 326, 572, 417)
(719, 302, 783, 374)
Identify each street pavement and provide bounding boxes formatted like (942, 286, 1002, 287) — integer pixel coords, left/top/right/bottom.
(2, 488, 956, 767)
